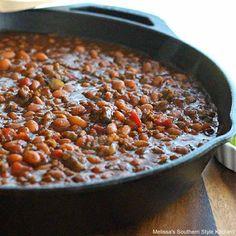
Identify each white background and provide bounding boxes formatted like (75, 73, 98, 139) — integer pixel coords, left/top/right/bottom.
(40, 0, 236, 81)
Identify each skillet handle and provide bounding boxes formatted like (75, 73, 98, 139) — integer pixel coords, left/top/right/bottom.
(52, 4, 177, 38)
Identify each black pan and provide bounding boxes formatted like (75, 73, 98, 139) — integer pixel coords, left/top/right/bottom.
(0, 4, 235, 236)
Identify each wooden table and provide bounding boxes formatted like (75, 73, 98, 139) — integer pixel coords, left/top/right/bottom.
(106, 158, 236, 236)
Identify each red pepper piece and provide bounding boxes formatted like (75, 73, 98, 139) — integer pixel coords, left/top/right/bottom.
(19, 77, 31, 87)
(130, 111, 142, 127)
(155, 115, 173, 127)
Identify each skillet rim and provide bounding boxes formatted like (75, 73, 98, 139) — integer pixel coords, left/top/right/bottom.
(0, 8, 235, 193)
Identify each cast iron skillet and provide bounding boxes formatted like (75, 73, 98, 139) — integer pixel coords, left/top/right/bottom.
(0, 4, 235, 236)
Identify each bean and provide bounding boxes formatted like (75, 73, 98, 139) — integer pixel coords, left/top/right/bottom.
(114, 111, 125, 122)
(18, 86, 30, 98)
(141, 104, 153, 111)
(42, 174, 54, 183)
(174, 146, 189, 155)
(26, 62, 38, 69)
(0, 59, 11, 70)
(68, 116, 87, 128)
(98, 144, 116, 156)
(8, 154, 23, 163)
(75, 46, 85, 53)
(87, 156, 102, 164)
(104, 156, 117, 161)
(8, 112, 18, 120)
(2, 50, 15, 59)
(76, 135, 94, 147)
(127, 66, 138, 74)
(72, 175, 86, 183)
(152, 147, 164, 154)
(167, 128, 182, 135)
(31, 80, 40, 90)
(154, 133, 165, 139)
(97, 100, 109, 107)
(53, 89, 67, 98)
(129, 94, 139, 106)
(119, 125, 131, 136)
(130, 158, 141, 166)
(159, 155, 167, 164)
(124, 79, 136, 89)
(99, 61, 107, 67)
(27, 67, 36, 75)
(101, 173, 113, 179)
(18, 127, 29, 134)
(8, 123, 22, 129)
(4, 141, 23, 153)
(58, 138, 71, 145)
(102, 92, 112, 102)
(53, 118, 70, 130)
(15, 132, 30, 141)
(24, 111, 35, 117)
(7, 102, 18, 111)
(91, 166, 104, 174)
(134, 140, 149, 147)
(18, 50, 30, 61)
(36, 143, 50, 155)
(11, 72, 20, 80)
(142, 62, 152, 73)
(51, 149, 63, 158)
(139, 133, 149, 141)
(192, 123, 202, 132)
(34, 96, 43, 105)
(55, 113, 67, 119)
(175, 73, 188, 81)
(83, 64, 92, 73)
(153, 76, 164, 86)
(27, 103, 42, 112)
(107, 123, 117, 134)
(41, 87, 52, 98)
(115, 99, 128, 111)
(112, 79, 125, 91)
(61, 153, 85, 172)
(107, 133, 119, 143)
(151, 92, 159, 101)
(1, 128, 16, 141)
(60, 143, 74, 151)
(35, 52, 48, 61)
(62, 131, 77, 141)
(90, 49, 98, 58)
(140, 95, 149, 104)
(11, 162, 32, 176)
(0, 95, 5, 103)
(32, 136, 45, 144)
(25, 120, 39, 133)
(109, 70, 119, 78)
(76, 136, 86, 147)
(23, 151, 41, 164)
(48, 170, 65, 180)
(170, 155, 178, 160)
(114, 51, 124, 58)
(63, 84, 75, 92)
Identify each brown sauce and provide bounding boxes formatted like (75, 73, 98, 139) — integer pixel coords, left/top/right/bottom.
(0, 33, 218, 186)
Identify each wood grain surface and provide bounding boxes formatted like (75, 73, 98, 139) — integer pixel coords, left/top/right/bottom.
(104, 158, 236, 236)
